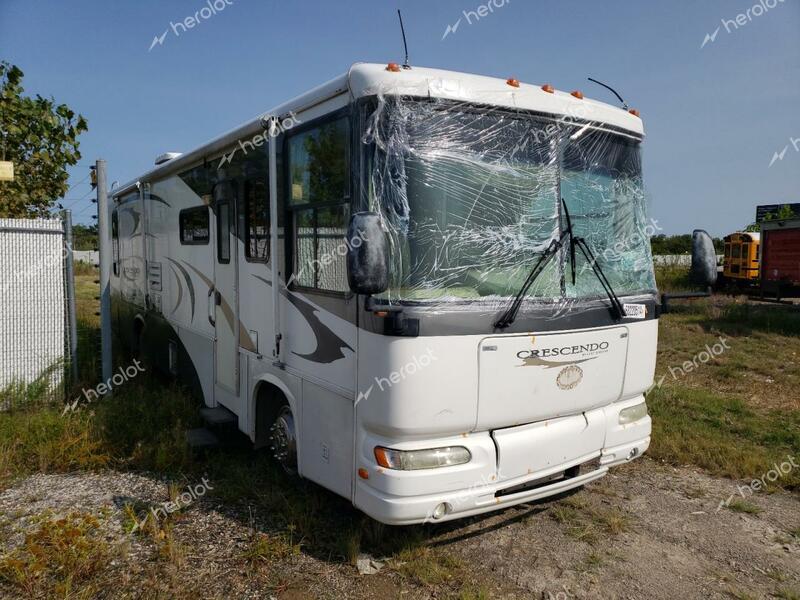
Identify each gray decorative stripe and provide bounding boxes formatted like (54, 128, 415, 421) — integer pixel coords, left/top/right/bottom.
(253, 275, 353, 364)
(169, 264, 183, 315)
(166, 258, 195, 322)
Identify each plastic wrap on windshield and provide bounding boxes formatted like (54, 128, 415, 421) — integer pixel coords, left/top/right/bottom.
(360, 88, 657, 316)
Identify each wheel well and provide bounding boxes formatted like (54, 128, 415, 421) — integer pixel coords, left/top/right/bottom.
(254, 382, 289, 448)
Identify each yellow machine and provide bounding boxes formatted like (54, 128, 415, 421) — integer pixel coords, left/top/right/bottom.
(722, 232, 760, 282)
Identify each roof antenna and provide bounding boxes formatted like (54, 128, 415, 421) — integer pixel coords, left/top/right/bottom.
(397, 10, 411, 69)
(587, 77, 628, 110)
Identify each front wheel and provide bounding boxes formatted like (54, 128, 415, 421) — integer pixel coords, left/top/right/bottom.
(268, 404, 298, 475)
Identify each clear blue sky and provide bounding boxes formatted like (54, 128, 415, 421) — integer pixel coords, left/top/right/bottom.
(2, 0, 798, 234)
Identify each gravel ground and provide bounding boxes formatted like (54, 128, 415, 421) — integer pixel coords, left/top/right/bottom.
(0, 459, 798, 599)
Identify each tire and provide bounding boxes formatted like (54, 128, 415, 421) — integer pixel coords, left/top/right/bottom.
(268, 404, 298, 475)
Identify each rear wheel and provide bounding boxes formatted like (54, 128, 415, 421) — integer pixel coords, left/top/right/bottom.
(268, 404, 298, 474)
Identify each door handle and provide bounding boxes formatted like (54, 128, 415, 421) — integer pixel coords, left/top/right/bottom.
(208, 287, 216, 327)
(215, 290, 222, 306)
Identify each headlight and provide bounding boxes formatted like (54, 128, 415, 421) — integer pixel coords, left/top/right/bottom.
(619, 402, 648, 424)
(374, 446, 471, 470)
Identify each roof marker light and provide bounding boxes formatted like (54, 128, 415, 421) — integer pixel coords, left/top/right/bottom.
(628, 108, 641, 118)
(506, 78, 520, 88)
(541, 84, 555, 94)
(571, 90, 584, 99)
(386, 62, 401, 72)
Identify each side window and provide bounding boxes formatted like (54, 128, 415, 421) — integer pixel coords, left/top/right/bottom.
(244, 179, 270, 262)
(217, 199, 231, 263)
(111, 209, 119, 276)
(179, 206, 210, 245)
(287, 116, 350, 292)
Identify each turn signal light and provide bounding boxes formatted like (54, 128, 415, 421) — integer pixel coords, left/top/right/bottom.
(506, 77, 520, 88)
(386, 62, 401, 72)
(541, 84, 555, 94)
(571, 90, 584, 99)
(629, 108, 641, 118)
(358, 468, 369, 479)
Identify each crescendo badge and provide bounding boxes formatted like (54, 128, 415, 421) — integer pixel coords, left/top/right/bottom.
(517, 341, 610, 360)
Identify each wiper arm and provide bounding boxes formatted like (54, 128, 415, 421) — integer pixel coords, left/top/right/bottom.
(572, 236, 626, 320)
(494, 230, 569, 330)
(562, 198, 625, 320)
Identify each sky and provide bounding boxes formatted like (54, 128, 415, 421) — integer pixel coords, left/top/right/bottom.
(1, 0, 798, 235)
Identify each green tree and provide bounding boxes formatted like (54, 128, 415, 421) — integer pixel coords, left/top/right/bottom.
(71, 223, 98, 251)
(0, 61, 88, 217)
(763, 204, 797, 222)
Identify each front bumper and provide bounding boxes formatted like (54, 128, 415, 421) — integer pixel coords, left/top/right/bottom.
(354, 396, 651, 525)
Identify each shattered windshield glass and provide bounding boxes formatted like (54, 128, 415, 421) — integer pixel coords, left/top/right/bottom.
(362, 96, 656, 307)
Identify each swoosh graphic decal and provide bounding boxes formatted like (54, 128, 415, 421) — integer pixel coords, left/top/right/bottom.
(253, 275, 353, 364)
(166, 258, 195, 322)
(147, 194, 171, 208)
(518, 356, 596, 369)
(129, 208, 142, 235)
(169, 264, 183, 315)
(182, 261, 255, 351)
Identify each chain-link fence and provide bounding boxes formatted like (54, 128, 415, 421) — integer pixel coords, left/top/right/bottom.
(0, 214, 77, 409)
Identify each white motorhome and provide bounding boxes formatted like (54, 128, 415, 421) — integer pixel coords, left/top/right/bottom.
(110, 63, 657, 525)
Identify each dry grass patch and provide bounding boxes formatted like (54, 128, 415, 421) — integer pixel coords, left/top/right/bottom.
(0, 510, 115, 598)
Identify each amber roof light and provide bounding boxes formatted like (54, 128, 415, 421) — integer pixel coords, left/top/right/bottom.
(570, 90, 584, 99)
(629, 108, 641, 118)
(506, 77, 520, 88)
(541, 84, 555, 94)
(386, 62, 401, 72)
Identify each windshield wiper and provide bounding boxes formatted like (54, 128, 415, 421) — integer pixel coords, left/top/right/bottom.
(494, 229, 569, 330)
(494, 200, 627, 330)
(561, 200, 626, 320)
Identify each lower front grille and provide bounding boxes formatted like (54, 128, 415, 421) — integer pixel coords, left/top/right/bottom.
(494, 456, 602, 498)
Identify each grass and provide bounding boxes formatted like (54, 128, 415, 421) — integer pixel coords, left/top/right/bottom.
(725, 499, 762, 515)
(393, 546, 462, 586)
(549, 496, 630, 545)
(0, 510, 113, 598)
(2, 270, 800, 595)
(242, 529, 302, 564)
(655, 263, 695, 292)
(647, 292, 800, 491)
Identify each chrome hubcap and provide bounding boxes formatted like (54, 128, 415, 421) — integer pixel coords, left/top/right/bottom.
(268, 406, 297, 474)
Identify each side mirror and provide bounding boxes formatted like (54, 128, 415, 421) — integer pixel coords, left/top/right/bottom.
(346, 212, 388, 295)
(690, 229, 717, 287)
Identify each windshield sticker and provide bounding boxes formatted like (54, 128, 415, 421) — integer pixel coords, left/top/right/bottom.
(623, 304, 647, 319)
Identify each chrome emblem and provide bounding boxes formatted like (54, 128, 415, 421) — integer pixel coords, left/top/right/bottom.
(556, 365, 583, 390)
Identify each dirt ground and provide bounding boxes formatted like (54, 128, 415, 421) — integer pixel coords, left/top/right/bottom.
(1, 458, 798, 599)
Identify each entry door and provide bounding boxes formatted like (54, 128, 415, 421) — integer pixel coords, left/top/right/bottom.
(213, 183, 239, 393)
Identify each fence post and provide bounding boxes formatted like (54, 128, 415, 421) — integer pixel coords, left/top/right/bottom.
(96, 159, 112, 386)
(62, 209, 78, 385)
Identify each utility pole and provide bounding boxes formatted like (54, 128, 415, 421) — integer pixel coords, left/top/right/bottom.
(95, 159, 112, 385)
(62, 209, 78, 384)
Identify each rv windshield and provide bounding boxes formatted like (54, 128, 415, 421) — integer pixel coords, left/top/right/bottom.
(364, 100, 656, 304)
